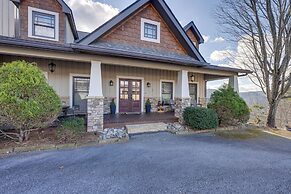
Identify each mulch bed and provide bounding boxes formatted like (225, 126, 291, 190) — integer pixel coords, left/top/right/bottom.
(0, 127, 100, 151)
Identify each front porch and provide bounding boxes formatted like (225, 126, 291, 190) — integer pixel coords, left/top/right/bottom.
(104, 112, 178, 128)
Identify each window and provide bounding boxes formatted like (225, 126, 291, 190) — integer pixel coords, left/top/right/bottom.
(32, 11, 55, 39)
(161, 82, 174, 105)
(144, 23, 157, 39)
(189, 83, 198, 102)
(141, 18, 160, 43)
(73, 77, 90, 109)
(28, 7, 59, 41)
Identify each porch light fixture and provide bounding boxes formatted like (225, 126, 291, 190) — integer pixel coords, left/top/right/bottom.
(109, 80, 114, 86)
(190, 74, 195, 82)
(147, 82, 151, 87)
(48, 62, 56, 73)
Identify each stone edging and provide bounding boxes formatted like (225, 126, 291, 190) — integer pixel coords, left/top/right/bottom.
(0, 136, 129, 155)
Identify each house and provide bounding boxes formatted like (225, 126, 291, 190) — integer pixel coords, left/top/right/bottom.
(0, 0, 251, 132)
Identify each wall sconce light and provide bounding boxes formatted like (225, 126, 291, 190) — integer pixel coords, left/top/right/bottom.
(147, 82, 151, 87)
(48, 62, 56, 73)
(109, 80, 114, 86)
(190, 74, 195, 82)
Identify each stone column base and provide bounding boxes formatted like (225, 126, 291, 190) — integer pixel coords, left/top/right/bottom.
(87, 97, 104, 132)
(175, 98, 191, 124)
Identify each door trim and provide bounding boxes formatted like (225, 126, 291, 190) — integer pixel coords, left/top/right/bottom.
(116, 76, 144, 113)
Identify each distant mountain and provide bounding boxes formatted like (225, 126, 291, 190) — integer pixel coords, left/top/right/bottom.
(207, 89, 268, 107)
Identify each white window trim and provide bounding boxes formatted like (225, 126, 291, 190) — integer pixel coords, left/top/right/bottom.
(116, 76, 145, 113)
(160, 80, 175, 102)
(28, 6, 59, 41)
(69, 73, 90, 108)
(141, 18, 160, 43)
(189, 82, 200, 103)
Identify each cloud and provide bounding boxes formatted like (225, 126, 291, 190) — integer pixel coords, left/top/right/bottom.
(210, 50, 233, 62)
(202, 35, 210, 43)
(212, 37, 225, 43)
(65, 0, 119, 32)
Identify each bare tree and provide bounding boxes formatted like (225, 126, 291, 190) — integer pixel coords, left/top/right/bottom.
(216, 0, 291, 128)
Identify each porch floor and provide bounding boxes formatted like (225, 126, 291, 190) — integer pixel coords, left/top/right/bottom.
(104, 112, 178, 128)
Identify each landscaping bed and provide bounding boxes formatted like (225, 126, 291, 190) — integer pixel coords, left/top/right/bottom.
(0, 127, 102, 154)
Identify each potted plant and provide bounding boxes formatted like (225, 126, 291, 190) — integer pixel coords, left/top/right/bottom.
(145, 99, 152, 113)
(110, 98, 116, 114)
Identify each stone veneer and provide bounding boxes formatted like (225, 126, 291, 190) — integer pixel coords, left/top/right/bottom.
(175, 98, 191, 123)
(87, 97, 104, 132)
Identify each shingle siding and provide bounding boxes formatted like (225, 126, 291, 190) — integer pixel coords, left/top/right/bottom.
(98, 4, 187, 56)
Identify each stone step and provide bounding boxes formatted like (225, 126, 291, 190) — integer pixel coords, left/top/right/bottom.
(126, 122, 168, 134)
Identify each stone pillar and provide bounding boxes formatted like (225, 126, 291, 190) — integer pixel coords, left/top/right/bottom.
(87, 61, 104, 132)
(175, 70, 191, 123)
(87, 97, 104, 132)
(175, 97, 191, 123)
(229, 75, 239, 93)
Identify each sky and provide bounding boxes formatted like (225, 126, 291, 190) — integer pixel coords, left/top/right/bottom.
(64, 0, 261, 92)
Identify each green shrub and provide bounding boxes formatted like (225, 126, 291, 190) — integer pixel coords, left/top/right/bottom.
(57, 117, 85, 142)
(183, 107, 218, 130)
(207, 85, 250, 126)
(0, 61, 61, 142)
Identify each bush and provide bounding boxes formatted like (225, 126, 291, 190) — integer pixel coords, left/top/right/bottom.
(0, 61, 61, 142)
(57, 117, 85, 142)
(207, 85, 250, 126)
(183, 107, 218, 130)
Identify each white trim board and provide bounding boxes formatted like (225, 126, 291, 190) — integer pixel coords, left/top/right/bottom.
(141, 18, 161, 43)
(28, 6, 59, 42)
(116, 75, 145, 113)
(69, 73, 90, 107)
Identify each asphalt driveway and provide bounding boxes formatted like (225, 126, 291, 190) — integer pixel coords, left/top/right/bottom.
(1, 132, 291, 194)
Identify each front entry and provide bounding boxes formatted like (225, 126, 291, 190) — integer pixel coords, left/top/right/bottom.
(119, 79, 142, 113)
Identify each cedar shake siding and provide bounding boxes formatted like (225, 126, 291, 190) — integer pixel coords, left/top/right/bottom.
(186, 29, 199, 49)
(98, 4, 187, 55)
(19, 0, 66, 43)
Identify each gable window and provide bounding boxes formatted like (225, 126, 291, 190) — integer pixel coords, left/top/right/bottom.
(28, 7, 59, 41)
(161, 81, 174, 105)
(141, 18, 160, 43)
(144, 23, 157, 39)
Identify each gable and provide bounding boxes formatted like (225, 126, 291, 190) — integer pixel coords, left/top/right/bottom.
(79, 0, 206, 62)
(186, 29, 199, 49)
(96, 4, 187, 55)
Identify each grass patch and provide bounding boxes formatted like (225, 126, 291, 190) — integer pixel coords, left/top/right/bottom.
(215, 129, 263, 140)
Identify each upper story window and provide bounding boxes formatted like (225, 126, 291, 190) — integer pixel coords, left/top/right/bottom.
(32, 11, 55, 39)
(141, 18, 160, 43)
(28, 7, 59, 41)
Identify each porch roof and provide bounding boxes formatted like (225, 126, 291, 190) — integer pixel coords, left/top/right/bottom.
(0, 36, 251, 74)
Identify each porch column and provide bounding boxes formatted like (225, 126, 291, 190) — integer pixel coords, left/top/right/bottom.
(87, 61, 104, 132)
(175, 70, 191, 123)
(229, 75, 239, 93)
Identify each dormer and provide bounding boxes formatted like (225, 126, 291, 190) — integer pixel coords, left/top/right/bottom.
(184, 21, 204, 49)
(9, 0, 78, 43)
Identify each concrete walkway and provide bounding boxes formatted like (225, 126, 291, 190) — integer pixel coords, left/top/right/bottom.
(1, 132, 291, 194)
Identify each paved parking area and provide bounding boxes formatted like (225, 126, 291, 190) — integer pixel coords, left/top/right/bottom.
(1, 132, 291, 194)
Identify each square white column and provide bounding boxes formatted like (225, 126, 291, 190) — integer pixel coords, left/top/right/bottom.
(176, 70, 190, 98)
(88, 61, 103, 97)
(229, 75, 239, 93)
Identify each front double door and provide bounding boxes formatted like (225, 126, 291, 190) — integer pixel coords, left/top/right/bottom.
(119, 79, 141, 113)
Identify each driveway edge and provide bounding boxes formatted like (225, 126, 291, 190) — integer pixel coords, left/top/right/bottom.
(0, 137, 129, 155)
(263, 130, 291, 140)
